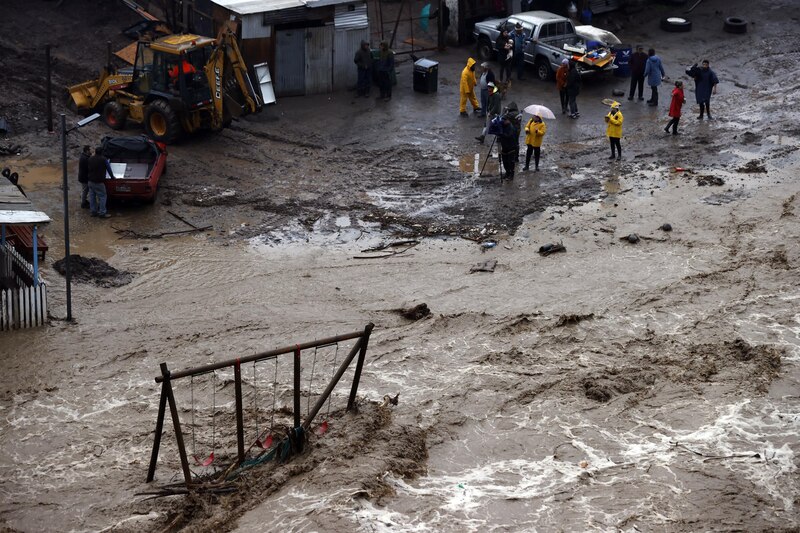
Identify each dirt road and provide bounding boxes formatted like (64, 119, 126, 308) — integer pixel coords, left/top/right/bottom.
(1, 0, 799, 531)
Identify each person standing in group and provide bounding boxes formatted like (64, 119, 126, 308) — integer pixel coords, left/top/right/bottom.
(376, 41, 395, 101)
(556, 58, 569, 114)
(665, 80, 685, 135)
(643, 48, 665, 106)
(87, 147, 116, 218)
(354, 40, 373, 97)
(605, 102, 623, 160)
(459, 57, 481, 116)
(78, 145, 91, 209)
(512, 23, 528, 81)
(687, 60, 719, 120)
(566, 61, 581, 118)
(497, 115, 518, 179)
(628, 45, 648, 101)
(523, 114, 546, 171)
(478, 62, 495, 118)
(496, 29, 513, 82)
(475, 81, 502, 144)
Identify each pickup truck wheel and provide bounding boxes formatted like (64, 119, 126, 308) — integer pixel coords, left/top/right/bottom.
(476, 37, 493, 61)
(660, 16, 692, 32)
(144, 100, 181, 144)
(723, 17, 747, 34)
(103, 101, 127, 130)
(535, 59, 552, 82)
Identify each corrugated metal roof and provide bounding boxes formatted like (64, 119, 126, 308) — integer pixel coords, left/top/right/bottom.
(212, 0, 357, 15)
(0, 181, 50, 225)
(334, 3, 367, 30)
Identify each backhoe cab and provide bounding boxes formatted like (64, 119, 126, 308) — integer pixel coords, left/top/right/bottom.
(69, 29, 263, 143)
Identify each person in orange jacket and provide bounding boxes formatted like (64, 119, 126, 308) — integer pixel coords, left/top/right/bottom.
(664, 80, 685, 135)
(523, 114, 546, 171)
(555, 58, 569, 114)
(459, 57, 481, 117)
(168, 58, 197, 88)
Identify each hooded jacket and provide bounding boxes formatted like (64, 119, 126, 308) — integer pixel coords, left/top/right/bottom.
(524, 118, 546, 147)
(644, 55, 665, 87)
(354, 42, 373, 70)
(605, 109, 623, 138)
(669, 86, 686, 118)
(460, 58, 477, 94)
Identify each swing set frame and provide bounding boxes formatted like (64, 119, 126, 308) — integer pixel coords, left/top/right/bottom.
(146, 323, 374, 488)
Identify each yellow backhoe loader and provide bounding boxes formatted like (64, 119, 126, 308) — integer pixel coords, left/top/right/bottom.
(68, 27, 263, 143)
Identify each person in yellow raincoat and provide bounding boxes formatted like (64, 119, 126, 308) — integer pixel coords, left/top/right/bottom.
(605, 102, 623, 160)
(523, 114, 546, 171)
(459, 57, 481, 117)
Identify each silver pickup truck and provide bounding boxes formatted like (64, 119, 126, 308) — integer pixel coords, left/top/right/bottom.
(473, 11, 617, 81)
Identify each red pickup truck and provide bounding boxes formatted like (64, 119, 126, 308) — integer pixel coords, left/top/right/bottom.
(102, 135, 167, 203)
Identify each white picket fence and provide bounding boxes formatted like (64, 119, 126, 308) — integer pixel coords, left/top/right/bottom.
(0, 243, 48, 330)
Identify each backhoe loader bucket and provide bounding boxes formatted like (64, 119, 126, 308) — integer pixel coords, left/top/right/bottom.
(68, 78, 101, 111)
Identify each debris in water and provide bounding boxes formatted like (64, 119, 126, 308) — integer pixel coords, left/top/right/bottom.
(579, 460, 589, 468)
(620, 233, 640, 244)
(538, 242, 566, 256)
(470, 259, 497, 273)
(736, 159, 767, 173)
(52, 255, 133, 287)
(696, 175, 725, 186)
(396, 303, 431, 320)
(554, 313, 595, 327)
(481, 241, 497, 252)
(659, 223, 673, 232)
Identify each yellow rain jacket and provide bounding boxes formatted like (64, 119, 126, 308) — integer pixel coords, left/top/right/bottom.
(524, 119, 546, 147)
(460, 58, 477, 94)
(605, 109, 623, 138)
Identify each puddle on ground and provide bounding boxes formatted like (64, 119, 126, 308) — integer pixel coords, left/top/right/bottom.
(8, 161, 67, 193)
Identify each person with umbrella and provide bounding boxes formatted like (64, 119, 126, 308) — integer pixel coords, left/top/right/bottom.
(523, 114, 546, 171)
(605, 102, 624, 160)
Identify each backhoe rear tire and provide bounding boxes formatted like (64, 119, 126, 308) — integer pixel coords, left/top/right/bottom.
(103, 101, 127, 130)
(144, 100, 181, 144)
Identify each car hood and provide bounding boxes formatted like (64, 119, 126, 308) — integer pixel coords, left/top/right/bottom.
(474, 18, 505, 32)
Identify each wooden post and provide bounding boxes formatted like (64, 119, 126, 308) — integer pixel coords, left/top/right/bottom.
(146, 381, 169, 482)
(161, 363, 193, 486)
(347, 324, 374, 411)
(293, 348, 301, 429)
(234, 360, 245, 465)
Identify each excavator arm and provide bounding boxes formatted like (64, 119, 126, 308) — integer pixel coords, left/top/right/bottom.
(204, 27, 262, 129)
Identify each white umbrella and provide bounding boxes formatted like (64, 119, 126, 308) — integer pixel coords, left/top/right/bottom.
(523, 104, 556, 119)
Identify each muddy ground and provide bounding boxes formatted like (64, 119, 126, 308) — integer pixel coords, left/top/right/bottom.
(1, 0, 800, 531)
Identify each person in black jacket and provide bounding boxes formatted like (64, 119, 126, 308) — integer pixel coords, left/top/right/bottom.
(78, 145, 91, 209)
(566, 61, 581, 118)
(354, 41, 373, 97)
(87, 147, 116, 218)
(628, 45, 648, 101)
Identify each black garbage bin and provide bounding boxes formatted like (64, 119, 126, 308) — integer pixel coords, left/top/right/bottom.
(413, 58, 438, 93)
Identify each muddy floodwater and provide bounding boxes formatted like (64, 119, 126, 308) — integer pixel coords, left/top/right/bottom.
(2, 0, 800, 531)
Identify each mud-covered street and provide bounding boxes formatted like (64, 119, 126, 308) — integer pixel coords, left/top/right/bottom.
(1, 0, 799, 531)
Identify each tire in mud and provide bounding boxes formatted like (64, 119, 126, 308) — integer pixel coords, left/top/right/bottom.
(477, 38, 494, 61)
(102, 101, 127, 130)
(144, 99, 181, 144)
(723, 17, 747, 34)
(660, 17, 692, 32)
(535, 58, 552, 81)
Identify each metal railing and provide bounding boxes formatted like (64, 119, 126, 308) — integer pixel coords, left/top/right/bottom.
(0, 243, 47, 330)
(146, 323, 374, 489)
